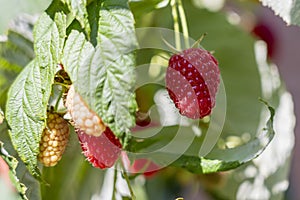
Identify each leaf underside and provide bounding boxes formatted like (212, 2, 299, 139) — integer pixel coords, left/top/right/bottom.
(259, 0, 300, 26)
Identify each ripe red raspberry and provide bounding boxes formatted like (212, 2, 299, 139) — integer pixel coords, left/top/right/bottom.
(76, 128, 122, 169)
(131, 159, 160, 177)
(65, 86, 106, 136)
(166, 48, 220, 119)
(38, 113, 70, 167)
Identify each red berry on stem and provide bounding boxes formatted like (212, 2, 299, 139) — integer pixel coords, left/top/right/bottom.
(166, 48, 220, 119)
(77, 128, 122, 169)
(131, 159, 160, 177)
(66, 85, 122, 169)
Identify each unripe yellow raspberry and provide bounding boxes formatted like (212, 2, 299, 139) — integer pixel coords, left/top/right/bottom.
(38, 113, 70, 167)
(65, 85, 106, 137)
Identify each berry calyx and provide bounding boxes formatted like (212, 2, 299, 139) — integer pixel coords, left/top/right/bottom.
(38, 112, 70, 167)
(166, 48, 220, 119)
(65, 86, 106, 136)
(77, 127, 122, 169)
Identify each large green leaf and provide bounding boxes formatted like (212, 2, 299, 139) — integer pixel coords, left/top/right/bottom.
(96, 0, 138, 140)
(5, 61, 45, 179)
(176, 102, 275, 174)
(63, 0, 138, 146)
(259, 0, 300, 26)
(62, 30, 94, 82)
(128, 102, 274, 173)
(5, 11, 67, 178)
(34, 12, 66, 74)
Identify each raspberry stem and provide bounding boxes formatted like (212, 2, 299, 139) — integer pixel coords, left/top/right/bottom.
(112, 167, 118, 200)
(121, 162, 136, 200)
(177, 0, 190, 48)
(191, 32, 207, 48)
(53, 82, 70, 89)
(170, 0, 181, 50)
(54, 86, 64, 112)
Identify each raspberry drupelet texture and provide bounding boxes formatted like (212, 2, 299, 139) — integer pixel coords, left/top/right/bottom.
(76, 128, 122, 169)
(38, 113, 70, 167)
(66, 86, 106, 136)
(65, 85, 122, 168)
(166, 48, 220, 119)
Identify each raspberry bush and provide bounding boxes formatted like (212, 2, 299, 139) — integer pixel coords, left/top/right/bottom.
(0, 0, 296, 200)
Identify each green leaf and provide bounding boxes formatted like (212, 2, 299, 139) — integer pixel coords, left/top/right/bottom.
(63, 0, 138, 146)
(259, 0, 300, 26)
(34, 12, 66, 70)
(0, 141, 28, 200)
(0, 20, 35, 107)
(129, 0, 170, 18)
(5, 61, 45, 179)
(5, 11, 67, 178)
(65, 0, 91, 36)
(95, 0, 138, 137)
(33, 12, 66, 109)
(129, 102, 275, 174)
(62, 30, 94, 83)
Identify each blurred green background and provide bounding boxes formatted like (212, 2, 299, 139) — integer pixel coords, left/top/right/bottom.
(0, 0, 50, 34)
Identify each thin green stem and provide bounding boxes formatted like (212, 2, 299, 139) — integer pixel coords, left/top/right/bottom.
(53, 82, 70, 89)
(112, 168, 118, 200)
(192, 32, 207, 48)
(121, 162, 136, 200)
(170, 0, 181, 50)
(177, 0, 190, 48)
(54, 88, 63, 112)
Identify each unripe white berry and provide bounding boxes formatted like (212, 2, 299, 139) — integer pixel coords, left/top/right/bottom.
(65, 86, 106, 137)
